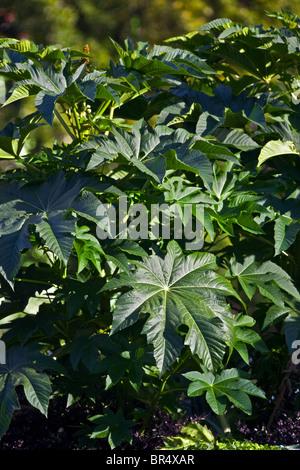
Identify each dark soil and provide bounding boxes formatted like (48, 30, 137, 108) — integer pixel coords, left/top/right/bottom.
(0, 398, 93, 450)
(0, 392, 185, 450)
(1, 390, 299, 450)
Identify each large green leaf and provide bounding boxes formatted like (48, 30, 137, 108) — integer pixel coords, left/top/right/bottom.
(102, 240, 242, 373)
(226, 256, 300, 306)
(85, 118, 161, 175)
(0, 346, 52, 440)
(0, 171, 108, 284)
(1, 64, 65, 125)
(258, 140, 298, 167)
(183, 367, 266, 415)
(221, 312, 268, 364)
(274, 215, 300, 255)
(85, 119, 213, 186)
(111, 38, 216, 80)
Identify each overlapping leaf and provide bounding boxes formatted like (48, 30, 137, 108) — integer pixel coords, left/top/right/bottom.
(0, 49, 124, 126)
(258, 140, 298, 167)
(0, 345, 52, 439)
(111, 38, 216, 80)
(226, 256, 300, 306)
(85, 119, 215, 187)
(183, 367, 266, 415)
(0, 171, 108, 284)
(221, 312, 268, 365)
(88, 408, 134, 449)
(274, 215, 300, 255)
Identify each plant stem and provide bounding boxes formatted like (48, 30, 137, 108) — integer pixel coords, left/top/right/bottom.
(105, 106, 115, 135)
(14, 277, 56, 286)
(218, 413, 232, 439)
(267, 358, 293, 430)
(116, 166, 137, 185)
(73, 104, 82, 141)
(95, 99, 111, 118)
(54, 108, 76, 140)
(192, 354, 203, 370)
(20, 160, 44, 174)
(191, 356, 233, 439)
(161, 387, 186, 395)
(142, 350, 190, 433)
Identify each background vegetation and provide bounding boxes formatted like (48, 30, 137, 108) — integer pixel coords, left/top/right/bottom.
(1, 0, 299, 149)
(1, 0, 300, 67)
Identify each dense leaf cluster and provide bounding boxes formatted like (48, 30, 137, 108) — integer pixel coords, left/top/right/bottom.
(0, 10, 300, 449)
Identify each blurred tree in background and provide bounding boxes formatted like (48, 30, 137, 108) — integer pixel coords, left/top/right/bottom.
(0, 0, 299, 159)
(0, 0, 299, 67)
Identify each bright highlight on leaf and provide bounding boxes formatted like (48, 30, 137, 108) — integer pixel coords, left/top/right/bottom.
(102, 240, 242, 374)
(258, 140, 299, 166)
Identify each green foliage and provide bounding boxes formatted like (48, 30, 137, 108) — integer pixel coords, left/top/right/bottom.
(215, 439, 283, 450)
(1, 10, 300, 449)
(161, 421, 216, 450)
(0, 171, 108, 284)
(86, 408, 134, 449)
(161, 421, 283, 450)
(101, 240, 239, 374)
(2, 1, 300, 68)
(0, 345, 52, 439)
(183, 367, 266, 415)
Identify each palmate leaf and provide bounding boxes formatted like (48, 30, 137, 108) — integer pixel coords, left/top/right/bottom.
(86, 118, 214, 186)
(1, 63, 66, 125)
(0, 171, 108, 284)
(111, 38, 216, 80)
(85, 118, 161, 174)
(183, 367, 266, 415)
(0, 51, 89, 125)
(226, 256, 300, 306)
(221, 312, 268, 365)
(101, 240, 242, 374)
(88, 408, 134, 449)
(0, 345, 52, 440)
